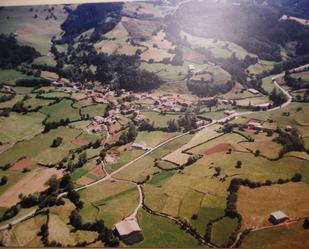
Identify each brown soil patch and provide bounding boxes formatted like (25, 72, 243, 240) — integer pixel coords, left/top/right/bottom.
(0, 168, 63, 207)
(75, 176, 94, 186)
(204, 143, 234, 155)
(11, 158, 37, 171)
(90, 165, 105, 177)
(71, 139, 90, 146)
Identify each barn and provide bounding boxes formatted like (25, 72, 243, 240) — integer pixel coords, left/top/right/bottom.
(269, 211, 289, 224)
(114, 218, 144, 244)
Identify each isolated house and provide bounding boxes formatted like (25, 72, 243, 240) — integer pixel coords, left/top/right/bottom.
(52, 81, 64, 87)
(248, 88, 260, 95)
(188, 64, 195, 73)
(269, 211, 289, 224)
(132, 142, 148, 151)
(114, 218, 144, 244)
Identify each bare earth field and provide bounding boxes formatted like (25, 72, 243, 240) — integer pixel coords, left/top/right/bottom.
(0, 167, 63, 207)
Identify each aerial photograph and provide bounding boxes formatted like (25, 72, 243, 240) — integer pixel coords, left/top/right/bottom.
(0, 0, 308, 247)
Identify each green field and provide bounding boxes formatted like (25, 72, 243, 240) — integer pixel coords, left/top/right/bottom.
(135, 209, 201, 247)
(211, 217, 238, 246)
(39, 91, 71, 99)
(180, 30, 255, 60)
(140, 60, 231, 84)
(0, 6, 67, 55)
(0, 127, 81, 165)
(80, 104, 107, 118)
(0, 112, 45, 144)
(41, 99, 80, 123)
(135, 131, 180, 148)
(23, 96, 54, 109)
(142, 111, 180, 128)
(105, 150, 144, 174)
(0, 94, 24, 109)
(0, 69, 37, 86)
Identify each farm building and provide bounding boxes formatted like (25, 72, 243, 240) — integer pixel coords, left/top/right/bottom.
(51, 81, 64, 87)
(247, 120, 262, 129)
(269, 211, 289, 224)
(114, 218, 144, 244)
(200, 97, 215, 105)
(132, 142, 148, 151)
(134, 114, 146, 124)
(248, 88, 260, 95)
(93, 116, 105, 124)
(1, 85, 12, 93)
(285, 125, 293, 131)
(188, 64, 195, 73)
(195, 120, 205, 128)
(224, 110, 236, 116)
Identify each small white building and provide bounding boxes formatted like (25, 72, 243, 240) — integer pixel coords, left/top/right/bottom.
(224, 110, 236, 116)
(114, 218, 143, 244)
(52, 81, 64, 87)
(188, 64, 195, 72)
(132, 142, 148, 151)
(248, 88, 260, 95)
(269, 211, 289, 224)
(93, 116, 105, 124)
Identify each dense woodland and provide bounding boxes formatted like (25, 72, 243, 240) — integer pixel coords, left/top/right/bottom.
(59, 3, 123, 42)
(0, 34, 39, 69)
(171, 2, 309, 61)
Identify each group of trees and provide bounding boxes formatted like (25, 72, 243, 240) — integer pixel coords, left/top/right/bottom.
(173, 1, 309, 60)
(117, 122, 137, 146)
(274, 128, 305, 156)
(59, 3, 123, 42)
(0, 176, 8, 186)
(187, 78, 235, 97)
(0, 34, 39, 69)
(284, 71, 309, 90)
(178, 111, 198, 131)
(269, 88, 287, 106)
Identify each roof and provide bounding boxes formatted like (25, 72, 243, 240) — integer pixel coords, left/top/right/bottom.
(270, 211, 288, 220)
(115, 218, 141, 236)
(248, 88, 260, 94)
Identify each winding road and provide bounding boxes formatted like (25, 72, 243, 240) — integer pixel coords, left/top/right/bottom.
(0, 64, 305, 233)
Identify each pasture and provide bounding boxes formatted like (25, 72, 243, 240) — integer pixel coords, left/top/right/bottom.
(248, 60, 275, 75)
(135, 209, 200, 247)
(211, 217, 238, 246)
(0, 6, 67, 55)
(134, 131, 180, 148)
(0, 112, 45, 144)
(180, 30, 255, 60)
(237, 182, 309, 230)
(6, 214, 47, 247)
(0, 127, 81, 165)
(79, 180, 139, 227)
(40, 99, 80, 123)
(0, 95, 24, 109)
(23, 96, 54, 109)
(141, 111, 180, 128)
(0, 69, 37, 86)
(80, 104, 107, 118)
(241, 220, 309, 249)
(0, 167, 63, 207)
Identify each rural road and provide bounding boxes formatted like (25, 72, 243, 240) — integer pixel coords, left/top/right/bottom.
(0, 64, 306, 231)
